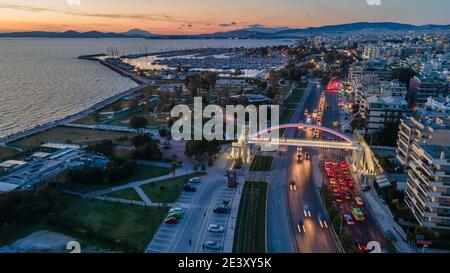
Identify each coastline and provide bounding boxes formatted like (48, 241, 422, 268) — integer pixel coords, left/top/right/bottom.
(0, 55, 151, 146)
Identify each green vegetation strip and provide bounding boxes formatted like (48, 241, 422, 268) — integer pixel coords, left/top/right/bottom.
(140, 172, 206, 204)
(65, 165, 170, 193)
(46, 195, 168, 253)
(105, 188, 142, 201)
(249, 156, 274, 172)
(233, 182, 268, 253)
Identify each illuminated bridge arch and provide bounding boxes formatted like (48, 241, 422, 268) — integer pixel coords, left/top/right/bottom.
(249, 123, 354, 143)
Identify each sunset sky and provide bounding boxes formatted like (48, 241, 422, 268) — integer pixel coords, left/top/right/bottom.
(0, 0, 449, 34)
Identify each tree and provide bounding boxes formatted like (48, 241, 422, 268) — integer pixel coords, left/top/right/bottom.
(134, 140, 162, 161)
(268, 70, 279, 88)
(202, 71, 218, 94)
(391, 67, 416, 90)
(185, 139, 220, 161)
(86, 140, 114, 156)
(129, 116, 148, 131)
(185, 74, 201, 97)
(131, 134, 151, 148)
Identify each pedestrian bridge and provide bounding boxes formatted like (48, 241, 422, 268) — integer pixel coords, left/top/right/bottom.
(231, 123, 376, 174)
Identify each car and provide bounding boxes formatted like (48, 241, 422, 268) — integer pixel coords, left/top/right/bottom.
(324, 160, 331, 165)
(329, 178, 336, 185)
(189, 177, 202, 184)
(213, 206, 230, 214)
(318, 213, 328, 229)
(204, 241, 221, 250)
(289, 181, 297, 191)
(332, 187, 340, 193)
(331, 161, 338, 166)
(183, 185, 197, 192)
(303, 204, 312, 217)
(169, 207, 183, 214)
(168, 211, 184, 219)
(355, 240, 367, 252)
(352, 208, 365, 221)
(324, 165, 331, 171)
(297, 220, 306, 233)
(333, 166, 340, 172)
(347, 182, 355, 189)
(208, 224, 224, 233)
(344, 214, 354, 225)
(297, 147, 303, 152)
(340, 162, 348, 169)
(164, 216, 177, 224)
(355, 197, 364, 206)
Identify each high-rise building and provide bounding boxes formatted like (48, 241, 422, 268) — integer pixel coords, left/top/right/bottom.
(405, 143, 450, 231)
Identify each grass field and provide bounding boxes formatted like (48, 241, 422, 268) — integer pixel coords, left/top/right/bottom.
(233, 182, 268, 253)
(47, 195, 168, 252)
(105, 188, 142, 201)
(140, 172, 206, 204)
(11, 127, 135, 150)
(0, 146, 22, 160)
(65, 165, 171, 193)
(249, 156, 274, 172)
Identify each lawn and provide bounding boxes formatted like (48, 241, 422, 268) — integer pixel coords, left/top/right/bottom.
(104, 188, 142, 201)
(249, 156, 274, 172)
(65, 165, 171, 193)
(0, 146, 22, 161)
(140, 172, 206, 204)
(11, 127, 136, 151)
(46, 195, 168, 252)
(233, 182, 268, 253)
(0, 221, 45, 247)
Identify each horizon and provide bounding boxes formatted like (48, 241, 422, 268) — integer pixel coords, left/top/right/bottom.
(0, 0, 449, 34)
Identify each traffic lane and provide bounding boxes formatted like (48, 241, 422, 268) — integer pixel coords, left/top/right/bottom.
(321, 153, 393, 253)
(171, 176, 228, 253)
(267, 149, 295, 253)
(288, 148, 339, 253)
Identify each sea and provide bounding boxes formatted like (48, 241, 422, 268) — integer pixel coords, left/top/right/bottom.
(0, 38, 293, 138)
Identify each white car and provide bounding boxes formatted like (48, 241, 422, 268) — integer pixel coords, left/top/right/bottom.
(204, 240, 221, 250)
(170, 207, 183, 213)
(208, 224, 224, 233)
(189, 177, 202, 184)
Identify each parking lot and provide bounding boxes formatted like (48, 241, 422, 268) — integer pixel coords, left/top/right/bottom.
(195, 187, 236, 253)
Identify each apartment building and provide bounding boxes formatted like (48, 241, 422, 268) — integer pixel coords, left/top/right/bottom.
(396, 97, 450, 168)
(363, 95, 408, 133)
(409, 76, 447, 108)
(405, 143, 450, 231)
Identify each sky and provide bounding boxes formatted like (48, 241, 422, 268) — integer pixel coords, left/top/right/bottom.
(0, 0, 449, 34)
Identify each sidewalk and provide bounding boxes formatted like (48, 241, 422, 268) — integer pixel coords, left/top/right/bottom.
(361, 191, 416, 253)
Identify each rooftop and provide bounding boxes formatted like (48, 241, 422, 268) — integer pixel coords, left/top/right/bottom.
(419, 144, 450, 160)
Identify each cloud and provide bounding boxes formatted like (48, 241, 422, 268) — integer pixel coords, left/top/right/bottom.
(0, 3, 193, 24)
(219, 22, 237, 27)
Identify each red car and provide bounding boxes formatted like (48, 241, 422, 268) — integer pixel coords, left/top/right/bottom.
(164, 217, 177, 224)
(329, 178, 336, 185)
(355, 241, 367, 252)
(324, 159, 331, 165)
(331, 161, 338, 166)
(347, 182, 355, 189)
(332, 187, 340, 193)
(340, 162, 348, 169)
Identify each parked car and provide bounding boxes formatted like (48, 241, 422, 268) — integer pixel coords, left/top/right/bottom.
(168, 211, 184, 219)
(213, 206, 230, 214)
(208, 224, 224, 233)
(189, 177, 202, 184)
(183, 185, 197, 192)
(164, 216, 177, 224)
(204, 241, 221, 250)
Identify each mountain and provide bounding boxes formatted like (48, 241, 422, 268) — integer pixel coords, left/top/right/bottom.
(0, 22, 448, 39)
(0, 30, 129, 38)
(275, 22, 450, 37)
(122, 29, 155, 38)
